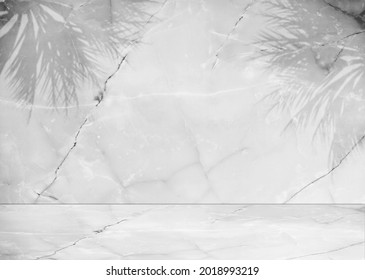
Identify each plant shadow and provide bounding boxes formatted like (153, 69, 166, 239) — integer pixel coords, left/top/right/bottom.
(0, 0, 155, 110)
(254, 0, 365, 167)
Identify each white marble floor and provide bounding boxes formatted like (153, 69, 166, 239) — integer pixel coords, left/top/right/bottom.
(1, 205, 364, 260)
(1, 0, 365, 259)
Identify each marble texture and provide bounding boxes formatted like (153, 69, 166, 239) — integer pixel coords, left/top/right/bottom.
(1, 0, 365, 260)
(1, 0, 365, 203)
(0, 205, 364, 260)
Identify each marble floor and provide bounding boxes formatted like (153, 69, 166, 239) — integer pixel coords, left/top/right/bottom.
(1, 0, 365, 259)
(1, 205, 364, 260)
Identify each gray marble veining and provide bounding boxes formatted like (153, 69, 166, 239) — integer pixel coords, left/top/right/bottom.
(1, 205, 364, 260)
(1, 0, 365, 203)
(1, 0, 365, 260)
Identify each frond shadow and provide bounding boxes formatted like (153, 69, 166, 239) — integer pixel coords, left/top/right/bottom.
(0, 0, 157, 109)
(254, 0, 365, 167)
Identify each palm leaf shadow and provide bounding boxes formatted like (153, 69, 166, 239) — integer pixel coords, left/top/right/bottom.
(254, 0, 365, 167)
(0, 0, 154, 110)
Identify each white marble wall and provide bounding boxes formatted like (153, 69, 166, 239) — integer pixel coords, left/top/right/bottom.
(0, 0, 365, 259)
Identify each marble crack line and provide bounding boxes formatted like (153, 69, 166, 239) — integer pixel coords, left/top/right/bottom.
(287, 241, 365, 260)
(284, 133, 365, 203)
(210, 206, 251, 223)
(315, 30, 365, 51)
(331, 44, 345, 67)
(211, 0, 254, 69)
(335, 30, 365, 42)
(311, 211, 363, 224)
(144, 0, 169, 26)
(34, 53, 129, 202)
(259, 29, 365, 65)
(205, 147, 248, 174)
(323, 0, 365, 28)
(177, 107, 221, 200)
(311, 216, 344, 225)
(34, 118, 88, 202)
(211, 215, 261, 224)
(35, 218, 128, 260)
(102, 54, 128, 94)
(311, 42, 346, 74)
(123, 0, 169, 39)
(328, 205, 365, 216)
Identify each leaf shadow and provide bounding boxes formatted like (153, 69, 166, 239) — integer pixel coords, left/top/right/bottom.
(0, 0, 156, 111)
(254, 0, 365, 167)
